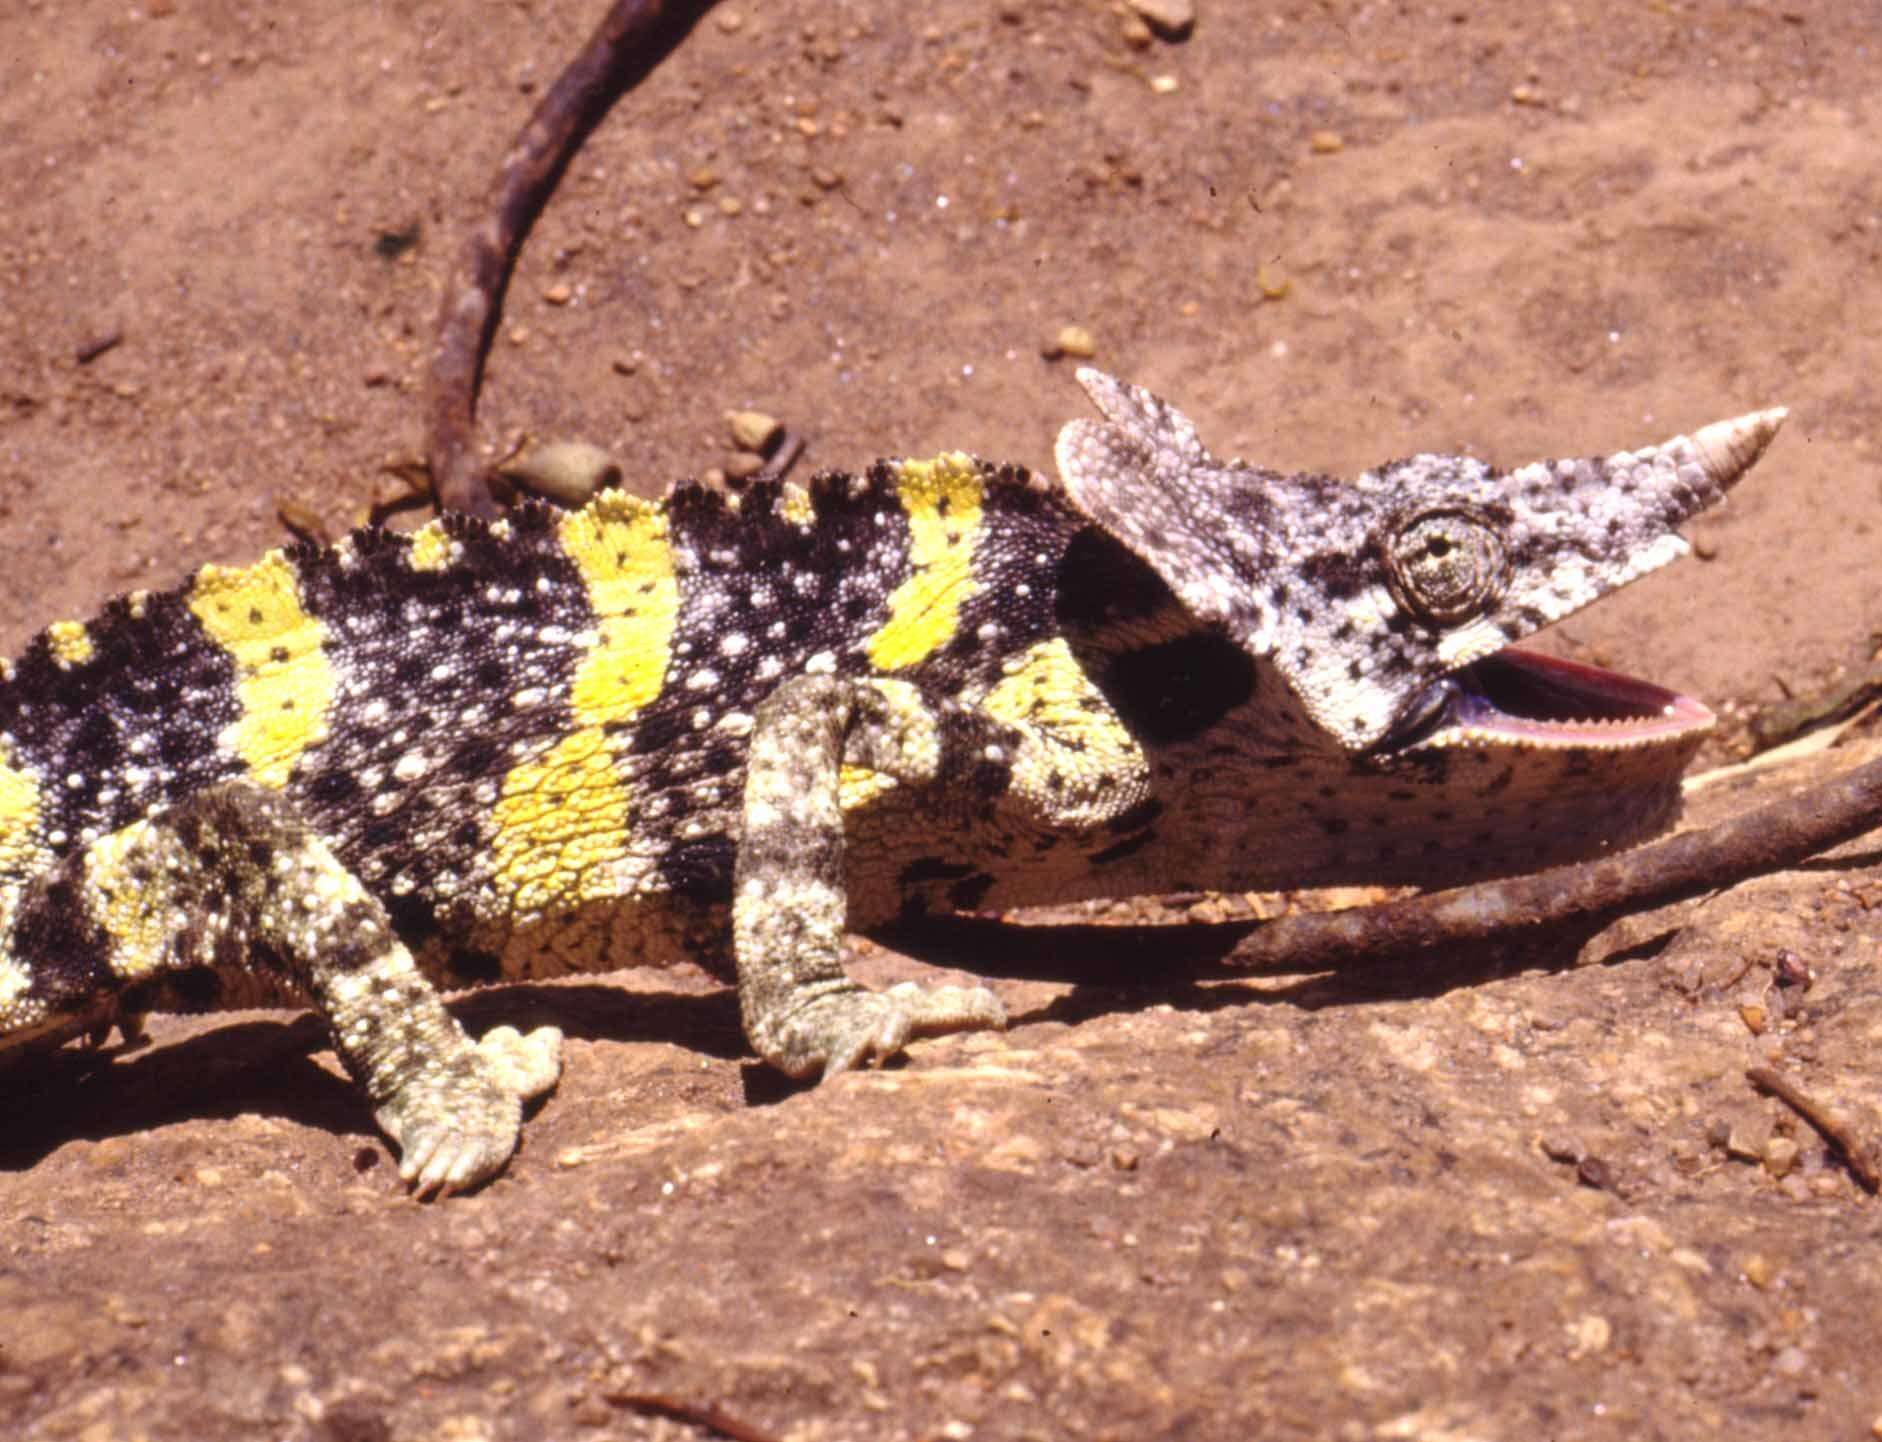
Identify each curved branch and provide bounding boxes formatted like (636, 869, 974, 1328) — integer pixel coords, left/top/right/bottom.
(428, 0, 713, 516)
(881, 754, 1882, 985)
(1221, 751, 1882, 975)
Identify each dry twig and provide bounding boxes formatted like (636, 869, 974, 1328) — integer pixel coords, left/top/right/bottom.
(1747, 1066, 1881, 1194)
(887, 753, 1882, 986)
(1217, 752, 1882, 975)
(428, 0, 712, 515)
(602, 1390, 783, 1442)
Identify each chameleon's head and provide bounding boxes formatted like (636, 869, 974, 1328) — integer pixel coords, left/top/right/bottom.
(1055, 369, 1786, 762)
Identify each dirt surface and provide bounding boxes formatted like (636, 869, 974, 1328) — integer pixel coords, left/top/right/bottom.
(5, 2, 1882, 1438)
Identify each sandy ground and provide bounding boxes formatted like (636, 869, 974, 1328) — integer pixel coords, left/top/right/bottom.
(4, 2, 1882, 1438)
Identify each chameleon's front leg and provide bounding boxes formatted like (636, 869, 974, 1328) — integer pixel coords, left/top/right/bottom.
(733, 675, 1007, 1079)
(3, 780, 560, 1196)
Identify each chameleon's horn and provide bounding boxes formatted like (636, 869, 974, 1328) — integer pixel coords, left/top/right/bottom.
(1688, 408, 1788, 491)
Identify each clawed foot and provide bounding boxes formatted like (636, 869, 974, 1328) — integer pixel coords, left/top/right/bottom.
(769, 981, 1007, 1081)
(374, 1024, 564, 1199)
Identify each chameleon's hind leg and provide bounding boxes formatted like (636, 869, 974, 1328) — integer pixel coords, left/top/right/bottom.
(1, 779, 560, 1196)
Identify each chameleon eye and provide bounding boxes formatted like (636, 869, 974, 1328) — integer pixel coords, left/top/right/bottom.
(1380, 507, 1508, 626)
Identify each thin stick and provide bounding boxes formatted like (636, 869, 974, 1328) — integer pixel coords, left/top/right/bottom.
(1218, 752, 1882, 975)
(602, 1391, 784, 1442)
(884, 753, 1882, 985)
(428, 0, 711, 516)
(1747, 1066, 1881, 1194)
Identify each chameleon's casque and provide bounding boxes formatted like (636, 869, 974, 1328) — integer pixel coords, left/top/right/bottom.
(0, 371, 1784, 1193)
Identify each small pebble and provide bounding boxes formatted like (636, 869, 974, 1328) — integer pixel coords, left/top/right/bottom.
(1763, 1136, 1801, 1178)
(1256, 264, 1290, 300)
(727, 410, 782, 454)
(1043, 325, 1097, 360)
(1575, 1156, 1616, 1191)
(1510, 84, 1545, 106)
(1121, 15, 1153, 48)
(1724, 1126, 1764, 1164)
(1149, 74, 1179, 95)
(542, 282, 572, 306)
(500, 441, 622, 506)
(714, 10, 744, 33)
(1771, 1345, 1809, 1377)
(1309, 130, 1344, 154)
(1539, 1134, 1584, 1164)
(688, 167, 719, 191)
(1741, 1253, 1776, 1288)
(724, 452, 765, 484)
(276, 499, 329, 547)
(1738, 1002, 1767, 1035)
(1125, 0, 1196, 41)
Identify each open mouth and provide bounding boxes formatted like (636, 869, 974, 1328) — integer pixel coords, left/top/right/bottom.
(1378, 648, 1715, 752)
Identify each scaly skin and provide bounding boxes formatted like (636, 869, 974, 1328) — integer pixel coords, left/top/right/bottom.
(0, 373, 1784, 1191)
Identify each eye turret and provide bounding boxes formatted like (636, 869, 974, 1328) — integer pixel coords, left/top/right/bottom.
(1378, 507, 1508, 627)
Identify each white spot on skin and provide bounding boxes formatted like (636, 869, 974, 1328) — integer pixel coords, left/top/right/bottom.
(757, 656, 785, 681)
(805, 651, 836, 675)
(686, 669, 721, 691)
(512, 687, 546, 709)
(719, 632, 750, 657)
(393, 751, 430, 783)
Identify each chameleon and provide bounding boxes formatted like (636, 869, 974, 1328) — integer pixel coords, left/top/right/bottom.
(0, 369, 1785, 1195)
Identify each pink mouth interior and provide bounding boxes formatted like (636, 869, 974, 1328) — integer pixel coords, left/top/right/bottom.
(1447, 647, 1713, 745)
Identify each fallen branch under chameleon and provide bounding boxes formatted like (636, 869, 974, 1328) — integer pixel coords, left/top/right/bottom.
(886, 746, 1882, 985)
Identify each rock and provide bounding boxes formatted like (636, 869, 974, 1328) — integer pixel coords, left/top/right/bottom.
(500, 441, 622, 505)
(1042, 325, 1097, 360)
(726, 410, 783, 454)
(1763, 1136, 1801, 1178)
(1125, 0, 1195, 42)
